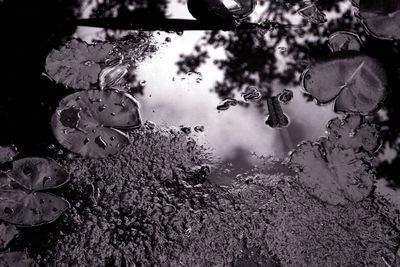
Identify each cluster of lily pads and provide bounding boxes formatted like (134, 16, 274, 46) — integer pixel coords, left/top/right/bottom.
(46, 38, 143, 158)
(0, 157, 69, 266)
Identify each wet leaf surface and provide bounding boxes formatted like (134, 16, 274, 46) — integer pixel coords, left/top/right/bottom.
(301, 52, 387, 114)
(0, 158, 69, 226)
(10, 157, 68, 191)
(359, 0, 400, 40)
(52, 90, 141, 158)
(45, 39, 113, 90)
(0, 251, 34, 267)
(328, 31, 362, 52)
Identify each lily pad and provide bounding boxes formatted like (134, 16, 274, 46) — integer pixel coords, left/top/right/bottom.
(326, 115, 381, 153)
(0, 157, 69, 226)
(51, 90, 141, 158)
(10, 157, 68, 191)
(0, 252, 34, 267)
(328, 31, 362, 52)
(359, 0, 400, 40)
(0, 190, 69, 227)
(301, 52, 387, 114)
(45, 39, 113, 90)
(289, 140, 375, 205)
(0, 223, 18, 249)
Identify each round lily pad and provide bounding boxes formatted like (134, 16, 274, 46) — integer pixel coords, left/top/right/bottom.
(45, 39, 113, 90)
(0, 190, 69, 227)
(10, 157, 68, 191)
(51, 90, 141, 158)
(289, 140, 375, 205)
(359, 0, 400, 40)
(328, 31, 362, 52)
(301, 52, 387, 114)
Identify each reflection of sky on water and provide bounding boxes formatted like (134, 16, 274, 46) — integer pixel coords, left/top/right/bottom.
(134, 32, 336, 160)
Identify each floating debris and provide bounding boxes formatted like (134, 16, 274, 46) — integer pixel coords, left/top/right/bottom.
(242, 86, 262, 102)
(194, 125, 205, 133)
(277, 89, 294, 104)
(328, 31, 362, 52)
(0, 251, 34, 267)
(265, 96, 289, 128)
(217, 98, 238, 111)
(99, 63, 129, 90)
(145, 120, 156, 130)
(0, 223, 18, 249)
(297, 2, 327, 24)
(180, 126, 191, 135)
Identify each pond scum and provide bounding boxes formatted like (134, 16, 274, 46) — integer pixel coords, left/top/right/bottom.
(30, 125, 398, 267)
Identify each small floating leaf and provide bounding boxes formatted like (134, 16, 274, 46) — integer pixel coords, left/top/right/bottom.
(301, 52, 387, 114)
(277, 89, 293, 104)
(52, 90, 141, 158)
(45, 39, 113, 90)
(359, 0, 400, 40)
(10, 157, 68, 191)
(217, 98, 238, 111)
(328, 31, 362, 52)
(242, 86, 261, 102)
(99, 63, 129, 90)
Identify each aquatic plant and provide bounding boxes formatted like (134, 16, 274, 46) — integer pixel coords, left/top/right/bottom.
(45, 39, 113, 90)
(301, 52, 387, 114)
(289, 116, 379, 205)
(327, 31, 362, 52)
(0, 223, 18, 249)
(34, 127, 398, 267)
(0, 145, 18, 164)
(0, 251, 34, 267)
(0, 157, 69, 226)
(51, 89, 141, 158)
(358, 0, 400, 40)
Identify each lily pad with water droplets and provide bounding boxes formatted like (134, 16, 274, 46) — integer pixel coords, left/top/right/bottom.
(301, 52, 387, 114)
(0, 157, 69, 226)
(51, 89, 141, 158)
(359, 0, 400, 40)
(10, 157, 68, 191)
(45, 39, 113, 90)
